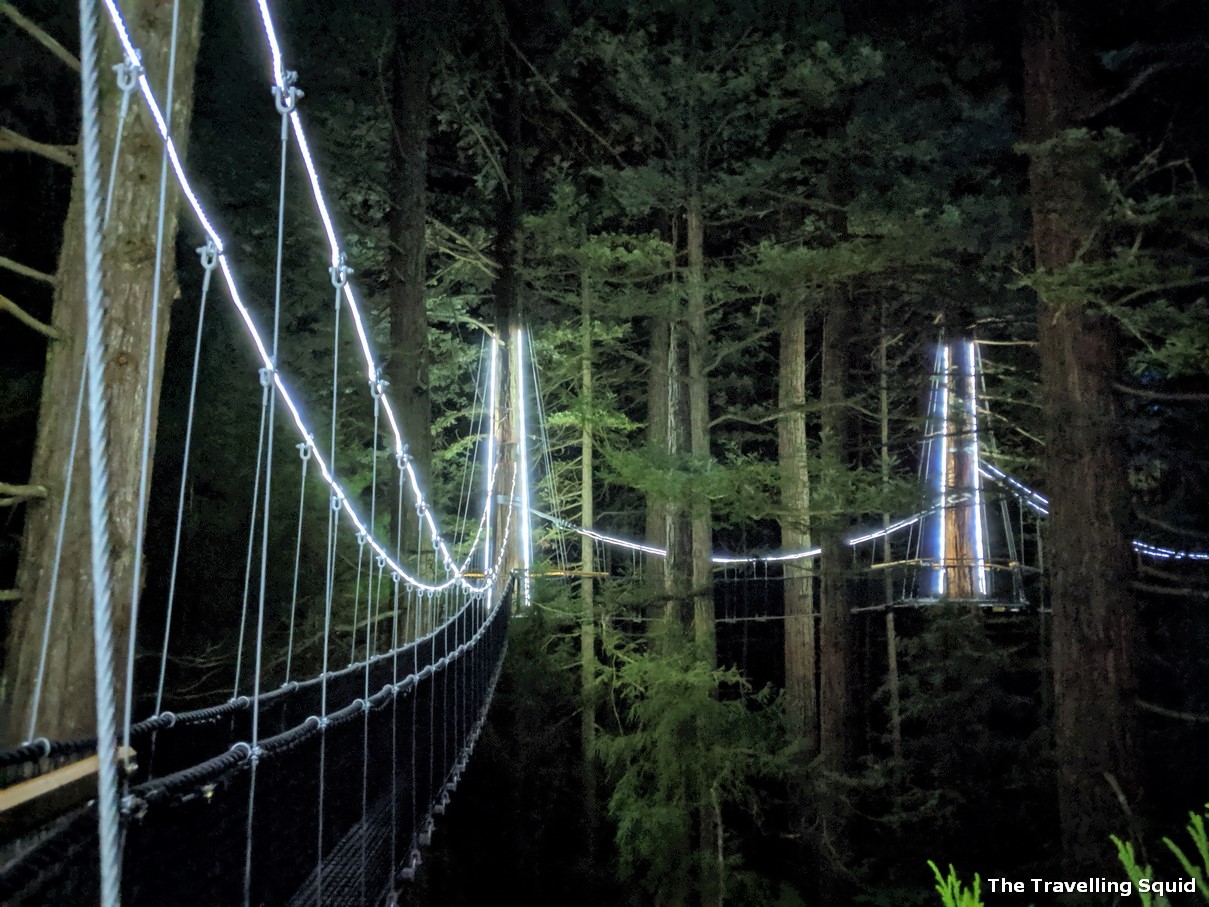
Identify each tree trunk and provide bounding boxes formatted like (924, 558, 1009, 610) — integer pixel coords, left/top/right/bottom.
(778, 291, 816, 750)
(817, 287, 853, 901)
(879, 301, 902, 765)
(3, 0, 203, 745)
(1022, 0, 1138, 880)
(388, 0, 434, 565)
(645, 314, 671, 600)
(579, 265, 598, 858)
(818, 291, 852, 772)
(684, 194, 713, 661)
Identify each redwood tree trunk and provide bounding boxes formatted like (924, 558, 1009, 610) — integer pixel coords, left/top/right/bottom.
(778, 291, 816, 750)
(684, 194, 713, 660)
(389, 0, 434, 564)
(4, 0, 204, 744)
(1023, 0, 1138, 879)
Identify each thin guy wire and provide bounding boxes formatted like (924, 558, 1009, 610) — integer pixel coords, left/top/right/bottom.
(99, 1, 502, 594)
(103, 53, 138, 228)
(245, 86, 293, 906)
(233, 388, 268, 699)
(26, 367, 86, 744)
(157, 242, 215, 715)
(284, 442, 309, 684)
(79, 0, 122, 898)
(125, 0, 181, 752)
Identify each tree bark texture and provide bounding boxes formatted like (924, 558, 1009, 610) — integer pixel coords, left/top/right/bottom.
(1023, 0, 1138, 879)
(388, 0, 435, 564)
(818, 291, 852, 773)
(778, 291, 816, 750)
(4, 0, 204, 744)
(684, 195, 713, 660)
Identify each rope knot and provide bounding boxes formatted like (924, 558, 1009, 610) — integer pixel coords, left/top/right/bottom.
(272, 70, 303, 115)
(196, 240, 218, 272)
(113, 54, 143, 93)
(329, 252, 352, 289)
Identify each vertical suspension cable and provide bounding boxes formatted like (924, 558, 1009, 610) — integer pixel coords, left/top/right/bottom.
(515, 328, 533, 608)
(25, 368, 85, 744)
(244, 71, 299, 907)
(483, 338, 499, 574)
(233, 386, 269, 699)
(103, 53, 140, 228)
(157, 241, 217, 715)
(284, 441, 310, 684)
(125, 0, 181, 750)
(78, 0, 122, 897)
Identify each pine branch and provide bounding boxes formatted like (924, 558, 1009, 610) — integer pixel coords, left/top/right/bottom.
(507, 37, 625, 167)
(0, 3, 79, 71)
(0, 589, 21, 602)
(1131, 580, 1209, 600)
(0, 481, 47, 502)
(1113, 383, 1209, 402)
(0, 127, 76, 167)
(1137, 698, 1209, 724)
(1137, 512, 1209, 538)
(0, 255, 55, 285)
(0, 292, 60, 339)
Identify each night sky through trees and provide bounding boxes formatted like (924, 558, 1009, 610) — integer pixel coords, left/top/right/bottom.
(1, 1, 1208, 904)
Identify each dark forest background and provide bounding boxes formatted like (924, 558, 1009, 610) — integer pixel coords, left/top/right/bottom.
(2, 1, 1209, 904)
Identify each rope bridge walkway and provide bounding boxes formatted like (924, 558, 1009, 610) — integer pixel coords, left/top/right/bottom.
(3, 1, 529, 903)
(3, 3, 1208, 904)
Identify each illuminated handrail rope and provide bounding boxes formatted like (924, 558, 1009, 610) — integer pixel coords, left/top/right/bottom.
(251, 0, 481, 583)
(979, 464, 1209, 562)
(98, 1, 500, 594)
(531, 510, 923, 564)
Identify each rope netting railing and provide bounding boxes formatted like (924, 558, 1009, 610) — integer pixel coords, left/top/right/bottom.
(1, 583, 511, 905)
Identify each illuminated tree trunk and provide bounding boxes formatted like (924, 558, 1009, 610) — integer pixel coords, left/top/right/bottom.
(4, 0, 204, 744)
(1022, 0, 1138, 879)
(778, 291, 816, 749)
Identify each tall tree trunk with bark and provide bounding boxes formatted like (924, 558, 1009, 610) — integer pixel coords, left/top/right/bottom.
(684, 193, 713, 661)
(3, 0, 204, 744)
(778, 291, 816, 750)
(389, 0, 434, 564)
(817, 287, 853, 898)
(1022, 0, 1138, 880)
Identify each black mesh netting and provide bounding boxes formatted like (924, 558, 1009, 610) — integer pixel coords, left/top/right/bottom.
(0, 586, 510, 906)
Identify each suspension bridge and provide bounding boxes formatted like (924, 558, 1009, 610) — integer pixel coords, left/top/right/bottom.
(2, 3, 1207, 905)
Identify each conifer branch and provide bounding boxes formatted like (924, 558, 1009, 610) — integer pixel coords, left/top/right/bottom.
(0, 589, 21, 602)
(1113, 383, 1209, 402)
(0, 3, 79, 71)
(0, 255, 55, 285)
(507, 37, 625, 167)
(0, 128, 76, 167)
(0, 292, 60, 339)
(1137, 698, 1209, 724)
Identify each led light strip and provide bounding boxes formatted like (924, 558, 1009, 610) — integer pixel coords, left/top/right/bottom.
(979, 464, 1209, 562)
(99, 1, 497, 594)
(965, 341, 989, 596)
(250, 1, 472, 580)
(532, 510, 921, 565)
